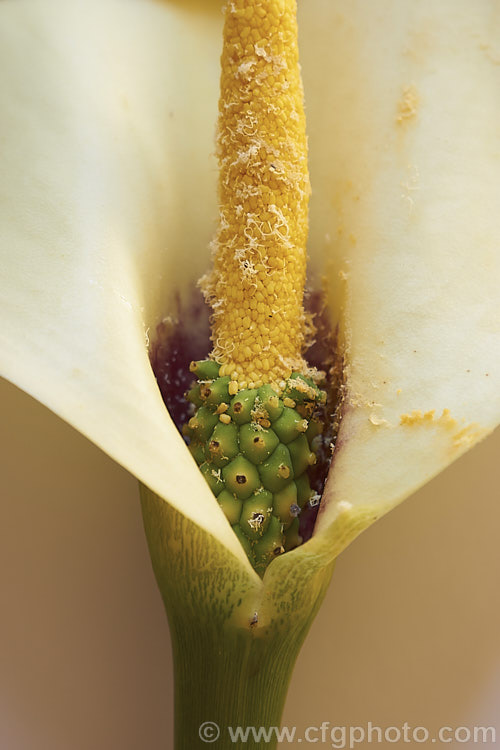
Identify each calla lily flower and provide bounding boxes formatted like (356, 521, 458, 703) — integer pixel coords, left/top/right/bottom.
(1, 0, 499, 747)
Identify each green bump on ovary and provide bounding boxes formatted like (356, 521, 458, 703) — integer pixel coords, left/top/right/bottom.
(228, 389, 259, 424)
(200, 461, 225, 496)
(239, 423, 280, 464)
(257, 385, 284, 422)
(184, 406, 219, 443)
(218, 490, 242, 526)
(189, 359, 221, 381)
(254, 516, 286, 575)
(295, 473, 314, 509)
(200, 376, 232, 408)
(284, 373, 325, 405)
(240, 492, 273, 540)
(284, 518, 302, 552)
(258, 443, 294, 493)
(273, 482, 298, 529)
(232, 524, 254, 563)
(186, 384, 203, 408)
(223, 455, 261, 499)
(205, 421, 239, 467)
(188, 441, 206, 466)
(288, 434, 315, 475)
(272, 407, 308, 444)
(306, 417, 323, 443)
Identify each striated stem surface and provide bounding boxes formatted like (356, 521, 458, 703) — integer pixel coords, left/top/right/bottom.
(170, 611, 303, 749)
(140, 485, 334, 749)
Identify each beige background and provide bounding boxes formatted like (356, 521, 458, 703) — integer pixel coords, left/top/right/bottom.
(1, 376, 499, 749)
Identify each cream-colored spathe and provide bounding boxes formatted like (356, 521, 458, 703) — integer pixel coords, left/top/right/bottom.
(300, 0, 500, 538)
(0, 0, 499, 583)
(0, 0, 252, 569)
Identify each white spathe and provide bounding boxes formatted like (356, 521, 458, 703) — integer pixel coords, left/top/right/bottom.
(299, 0, 500, 536)
(0, 0, 499, 578)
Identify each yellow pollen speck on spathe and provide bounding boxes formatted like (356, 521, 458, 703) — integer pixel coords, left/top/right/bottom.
(400, 409, 437, 426)
(396, 84, 419, 123)
(399, 408, 486, 452)
(200, 0, 310, 388)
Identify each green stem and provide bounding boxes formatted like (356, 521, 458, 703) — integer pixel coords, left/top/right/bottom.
(170, 610, 305, 749)
(140, 484, 334, 750)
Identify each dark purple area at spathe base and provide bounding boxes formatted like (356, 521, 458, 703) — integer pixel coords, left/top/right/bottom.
(149, 291, 211, 430)
(297, 289, 342, 542)
(148, 288, 341, 545)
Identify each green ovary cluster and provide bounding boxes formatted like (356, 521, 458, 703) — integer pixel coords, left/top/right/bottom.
(183, 359, 326, 576)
